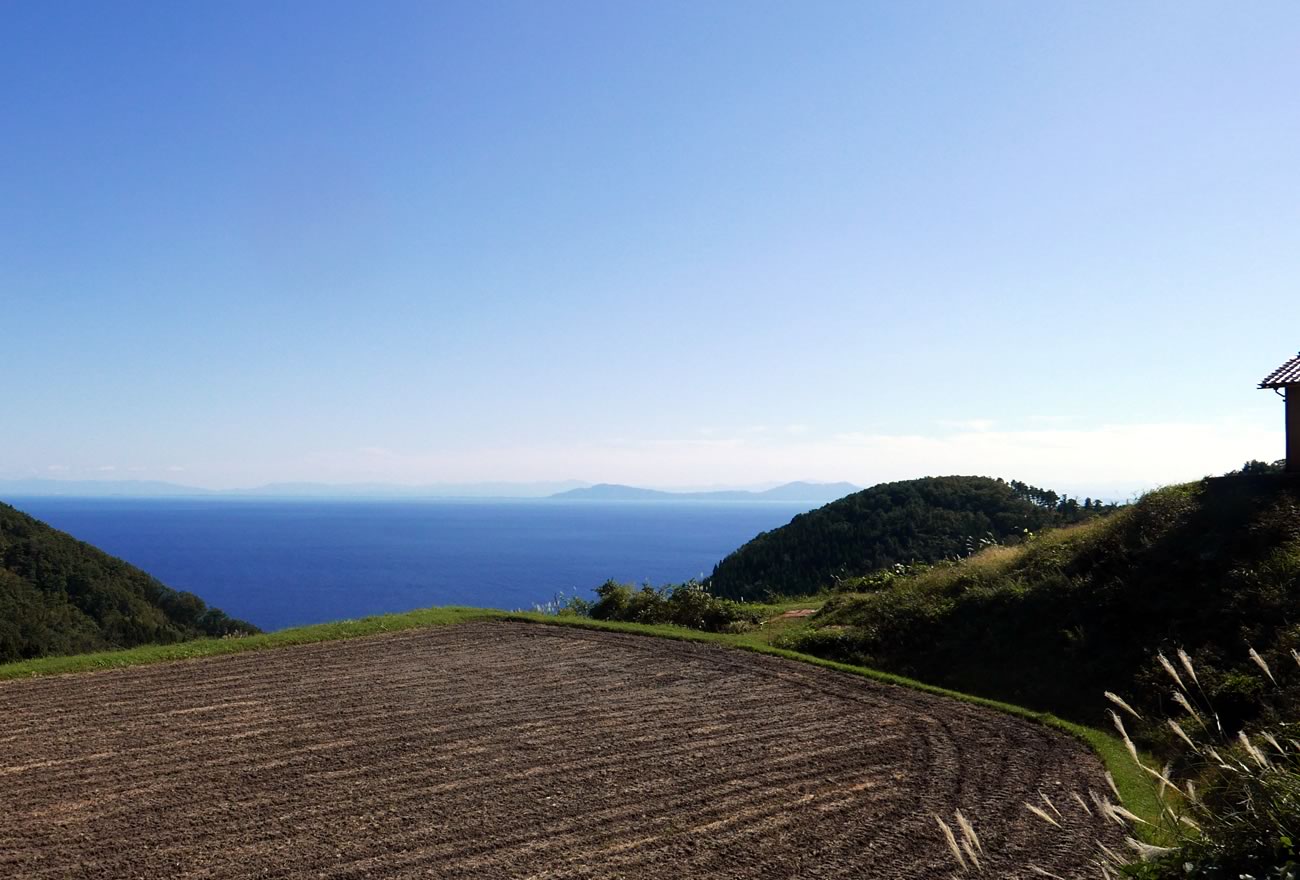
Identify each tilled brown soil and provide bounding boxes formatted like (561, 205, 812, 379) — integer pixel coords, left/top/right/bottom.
(1, 622, 1122, 879)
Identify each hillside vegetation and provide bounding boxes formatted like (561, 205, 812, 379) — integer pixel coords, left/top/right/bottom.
(708, 475, 1112, 600)
(785, 475, 1300, 728)
(0, 502, 257, 662)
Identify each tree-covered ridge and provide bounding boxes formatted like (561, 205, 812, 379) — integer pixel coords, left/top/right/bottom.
(788, 474, 1300, 727)
(706, 475, 1112, 600)
(0, 502, 258, 663)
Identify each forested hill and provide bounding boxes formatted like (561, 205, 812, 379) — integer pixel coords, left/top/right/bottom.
(707, 475, 1111, 600)
(0, 502, 257, 663)
(791, 474, 1300, 727)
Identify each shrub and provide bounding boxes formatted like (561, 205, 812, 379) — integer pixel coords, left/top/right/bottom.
(584, 579, 764, 632)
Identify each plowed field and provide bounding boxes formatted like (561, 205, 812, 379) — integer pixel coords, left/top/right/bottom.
(1, 622, 1120, 879)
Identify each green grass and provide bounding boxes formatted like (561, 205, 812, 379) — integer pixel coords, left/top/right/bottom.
(0, 601, 1159, 828)
(0, 606, 497, 680)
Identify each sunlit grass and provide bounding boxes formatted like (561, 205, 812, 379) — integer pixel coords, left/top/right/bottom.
(0, 606, 497, 680)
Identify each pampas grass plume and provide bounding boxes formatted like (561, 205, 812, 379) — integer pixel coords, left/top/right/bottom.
(1104, 691, 1141, 720)
(1025, 802, 1061, 828)
(1177, 647, 1200, 688)
(1249, 646, 1277, 685)
(1157, 652, 1187, 691)
(933, 814, 966, 870)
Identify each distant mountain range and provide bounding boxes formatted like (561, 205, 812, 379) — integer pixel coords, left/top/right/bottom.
(548, 481, 859, 504)
(0, 479, 588, 500)
(0, 478, 857, 503)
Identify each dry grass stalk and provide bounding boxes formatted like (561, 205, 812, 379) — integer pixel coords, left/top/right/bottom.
(1171, 690, 1204, 726)
(1104, 691, 1141, 720)
(1237, 731, 1271, 769)
(1157, 652, 1187, 692)
(933, 814, 967, 870)
(1109, 803, 1150, 826)
(1124, 837, 1174, 861)
(1248, 646, 1277, 685)
(1095, 840, 1125, 867)
(1177, 648, 1201, 689)
(954, 809, 982, 854)
(1157, 761, 1174, 798)
(1024, 802, 1061, 828)
(1089, 790, 1122, 825)
(1168, 719, 1198, 751)
(1104, 771, 1121, 801)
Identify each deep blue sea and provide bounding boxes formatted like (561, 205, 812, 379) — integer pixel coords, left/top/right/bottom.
(8, 499, 809, 632)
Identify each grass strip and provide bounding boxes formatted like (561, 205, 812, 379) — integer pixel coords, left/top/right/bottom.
(0, 607, 497, 680)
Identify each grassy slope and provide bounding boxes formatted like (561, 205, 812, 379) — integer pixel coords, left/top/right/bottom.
(792, 475, 1300, 731)
(0, 599, 1160, 827)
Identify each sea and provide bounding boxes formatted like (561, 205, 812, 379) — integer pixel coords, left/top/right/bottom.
(8, 498, 810, 632)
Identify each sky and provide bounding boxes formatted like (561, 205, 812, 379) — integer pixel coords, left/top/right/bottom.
(2, 1, 1298, 495)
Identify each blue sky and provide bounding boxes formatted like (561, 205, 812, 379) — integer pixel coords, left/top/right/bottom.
(3, 2, 1297, 493)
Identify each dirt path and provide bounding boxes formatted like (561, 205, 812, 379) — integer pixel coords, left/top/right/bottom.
(0, 622, 1120, 878)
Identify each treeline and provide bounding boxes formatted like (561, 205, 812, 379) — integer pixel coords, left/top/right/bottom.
(0, 502, 258, 663)
(707, 475, 1116, 601)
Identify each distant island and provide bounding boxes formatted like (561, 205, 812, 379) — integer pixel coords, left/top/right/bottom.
(549, 481, 859, 504)
(0, 478, 859, 503)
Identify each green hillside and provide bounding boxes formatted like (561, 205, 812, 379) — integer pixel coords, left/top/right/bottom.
(785, 474, 1300, 727)
(707, 475, 1110, 600)
(0, 502, 257, 662)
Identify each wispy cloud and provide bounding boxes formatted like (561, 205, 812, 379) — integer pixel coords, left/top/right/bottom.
(937, 418, 997, 432)
(277, 415, 1278, 494)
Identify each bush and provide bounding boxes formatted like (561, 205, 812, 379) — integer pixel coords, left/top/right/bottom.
(584, 580, 764, 632)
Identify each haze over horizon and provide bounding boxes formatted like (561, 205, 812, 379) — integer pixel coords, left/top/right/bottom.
(4, 3, 1297, 494)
